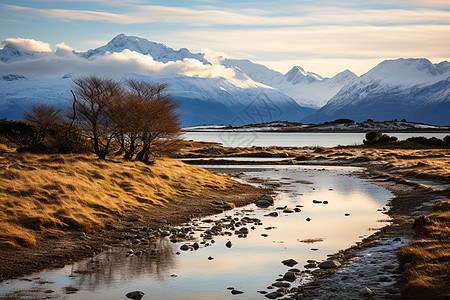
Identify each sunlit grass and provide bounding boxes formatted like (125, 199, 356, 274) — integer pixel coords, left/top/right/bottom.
(0, 152, 236, 249)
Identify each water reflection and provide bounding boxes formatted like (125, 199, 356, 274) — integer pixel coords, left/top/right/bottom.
(71, 238, 176, 290)
(0, 165, 392, 300)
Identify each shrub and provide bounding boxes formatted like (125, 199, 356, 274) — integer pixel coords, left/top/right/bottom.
(331, 118, 355, 124)
(406, 136, 447, 146)
(363, 130, 398, 145)
(412, 215, 435, 230)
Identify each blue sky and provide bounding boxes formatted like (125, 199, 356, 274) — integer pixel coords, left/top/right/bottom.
(1, 0, 449, 76)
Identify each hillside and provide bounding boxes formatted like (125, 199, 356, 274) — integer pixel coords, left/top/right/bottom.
(0, 151, 261, 250)
(303, 58, 450, 125)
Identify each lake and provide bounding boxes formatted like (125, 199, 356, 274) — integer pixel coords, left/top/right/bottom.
(183, 132, 449, 147)
(0, 165, 393, 299)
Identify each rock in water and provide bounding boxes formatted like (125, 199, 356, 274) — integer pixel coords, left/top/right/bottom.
(260, 194, 274, 204)
(226, 241, 232, 248)
(318, 260, 341, 269)
(126, 291, 145, 299)
(283, 271, 297, 282)
(256, 199, 272, 207)
(265, 291, 284, 299)
(281, 259, 298, 267)
(231, 289, 244, 295)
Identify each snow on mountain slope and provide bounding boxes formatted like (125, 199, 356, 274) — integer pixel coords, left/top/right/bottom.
(221, 59, 356, 108)
(0, 72, 313, 126)
(303, 58, 450, 125)
(77, 34, 208, 64)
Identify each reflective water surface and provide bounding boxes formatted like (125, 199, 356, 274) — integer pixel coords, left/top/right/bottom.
(0, 165, 393, 299)
(183, 131, 449, 147)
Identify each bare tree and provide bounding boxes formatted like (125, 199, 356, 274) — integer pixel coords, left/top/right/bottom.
(72, 76, 123, 159)
(23, 104, 65, 143)
(125, 79, 181, 163)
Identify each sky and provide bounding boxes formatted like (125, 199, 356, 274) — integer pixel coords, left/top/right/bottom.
(0, 0, 449, 77)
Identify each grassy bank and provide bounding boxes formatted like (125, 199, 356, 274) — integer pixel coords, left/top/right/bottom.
(397, 199, 450, 299)
(0, 150, 256, 249)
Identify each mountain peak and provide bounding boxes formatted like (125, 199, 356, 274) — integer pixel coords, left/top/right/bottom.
(362, 58, 448, 85)
(79, 34, 208, 64)
(285, 66, 323, 84)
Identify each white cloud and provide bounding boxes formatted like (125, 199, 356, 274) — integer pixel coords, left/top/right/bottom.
(3, 4, 450, 26)
(0, 48, 237, 80)
(55, 42, 75, 56)
(1, 38, 52, 52)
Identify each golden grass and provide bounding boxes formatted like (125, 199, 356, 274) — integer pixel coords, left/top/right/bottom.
(0, 152, 236, 249)
(398, 200, 450, 299)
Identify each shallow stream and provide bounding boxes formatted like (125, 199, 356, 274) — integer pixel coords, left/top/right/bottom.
(0, 165, 393, 299)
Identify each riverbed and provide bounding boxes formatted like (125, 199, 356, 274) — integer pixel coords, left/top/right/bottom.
(0, 165, 393, 299)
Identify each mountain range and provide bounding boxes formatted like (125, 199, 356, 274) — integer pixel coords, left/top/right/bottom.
(0, 34, 449, 125)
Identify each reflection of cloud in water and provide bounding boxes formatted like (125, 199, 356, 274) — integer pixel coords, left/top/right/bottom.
(72, 239, 176, 290)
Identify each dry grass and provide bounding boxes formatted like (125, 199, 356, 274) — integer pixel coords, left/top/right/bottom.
(0, 152, 236, 249)
(398, 200, 450, 299)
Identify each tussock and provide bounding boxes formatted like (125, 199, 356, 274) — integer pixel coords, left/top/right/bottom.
(0, 152, 237, 249)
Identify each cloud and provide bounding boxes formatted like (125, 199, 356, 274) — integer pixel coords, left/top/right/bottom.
(3, 4, 450, 26)
(0, 48, 237, 80)
(1, 38, 52, 52)
(171, 25, 450, 59)
(55, 43, 75, 56)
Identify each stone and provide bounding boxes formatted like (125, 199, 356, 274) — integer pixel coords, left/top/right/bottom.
(267, 212, 278, 217)
(281, 259, 298, 267)
(126, 291, 145, 299)
(265, 291, 284, 299)
(305, 218, 311, 222)
(283, 271, 296, 282)
(272, 282, 290, 288)
(344, 213, 350, 216)
(180, 244, 189, 251)
(231, 290, 244, 295)
(226, 241, 232, 248)
(312, 200, 322, 204)
(283, 208, 294, 213)
(208, 256, 214, 260)
(294, 208, 301, 212)
(304, 263, 317, 269)
(318, 260, 341, 269)
(256, 199, 272, 207)
(360, 287, 375, 296)
(260, 194, 274, 204)
(323, 201, 328, 204)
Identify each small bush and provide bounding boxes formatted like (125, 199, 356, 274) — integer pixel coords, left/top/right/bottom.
(331, 118, 355, 124)
(364, 130, 397, 145)
(406, 136, 447, 147)
(412, 215, 435, 230)
(397, 247, 428, 264)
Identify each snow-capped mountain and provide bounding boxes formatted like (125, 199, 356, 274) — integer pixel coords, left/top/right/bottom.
(0, 73, 314, 126)
(303, 58, 450, 125)
(221, 59, 357, 108)
(77, 34, 209, 64)
(284, 66, 323, 84)
(0, 42, 51, 63)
